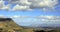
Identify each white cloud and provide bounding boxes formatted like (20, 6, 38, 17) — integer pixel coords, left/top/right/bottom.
(36, 15, 60, 22)
(0, 0, 5, 9)
(10, 15, 60, 21)
(10, 0, 58, 11)
(0, 0, 10, 10)
(37, 15, 60, 19)
(2, 4, 10, 10)
(8, 15, 60, 27)
(30, 16, 60, 27)
(0, 0, 58, 11)
(10, 15, 32, 18)
(12, 4, 31, 11)
(10, 15, 20, 18)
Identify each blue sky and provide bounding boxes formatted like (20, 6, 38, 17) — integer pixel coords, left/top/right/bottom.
(0, 0, 60, 27)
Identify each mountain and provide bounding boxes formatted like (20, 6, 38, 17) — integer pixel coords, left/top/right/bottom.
(0, 18, 35, 32)
(0, 18, 60, 32)
(0, 18, 23, 32)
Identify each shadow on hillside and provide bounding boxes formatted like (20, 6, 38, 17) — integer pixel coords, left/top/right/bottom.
(34, 30, 60, 32)
(34, 30, 45, 32)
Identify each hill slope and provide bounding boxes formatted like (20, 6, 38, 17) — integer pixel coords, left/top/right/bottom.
(0, 18, 60, 32)
(0, 18, 23, 32)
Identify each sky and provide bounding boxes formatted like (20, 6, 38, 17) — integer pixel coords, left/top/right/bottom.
(0, 0, 60, 27)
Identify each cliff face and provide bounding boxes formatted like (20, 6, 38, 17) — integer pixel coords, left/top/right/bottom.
(0, 18, 23, 32)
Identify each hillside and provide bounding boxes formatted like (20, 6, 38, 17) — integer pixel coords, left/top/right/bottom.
(0, 18, 60, 32)
(0, 18, 24, 32)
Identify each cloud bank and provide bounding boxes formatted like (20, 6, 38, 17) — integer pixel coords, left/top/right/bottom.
(11, 15, 60, 21)
(0, 15, 60, 27)
(11, 15, 60, 27)
(0, 0, 58, 11)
